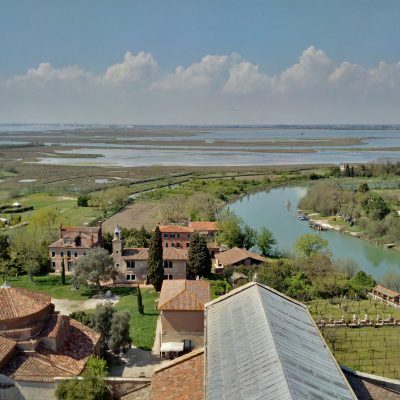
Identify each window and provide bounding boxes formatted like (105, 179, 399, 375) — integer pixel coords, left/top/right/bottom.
(127, 260, 135, 269)
(67, 251, 71, 258)
(187, 234, 191, 239)
(126, 274, 136, 281)
(52, 262, 56, 268)
(176, 243, 182, 248)
(115, 263, 120, 268)
(74, 252, 78, 258)
(164, 260, 173, 269)
(60, 251, 64, 258)
(171, 243, 175, 247)
(177, 233, 181, 238)
(83, 252, 86, 256)
(165, 243, 169, 248)
(67, 261, 73, 272)
(170, 233, 176, 238)
(51, 251, 56, 257)
(186, 243, 190, 248)
(163, 233, 169, 238)
(163, 274, 173, 280)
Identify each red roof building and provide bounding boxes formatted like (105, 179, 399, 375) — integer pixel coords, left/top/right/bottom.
(48, 224, 102, 274)
(0, 285, 101, 394)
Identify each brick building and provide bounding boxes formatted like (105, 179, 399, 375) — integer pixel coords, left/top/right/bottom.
(112, 226, 188, 283)
(0, 284, 101, 400)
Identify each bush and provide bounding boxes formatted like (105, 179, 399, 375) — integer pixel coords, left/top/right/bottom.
(77, 195, 90, 207)
(9, 214, 21, 226)
(70, 311, 93, 326)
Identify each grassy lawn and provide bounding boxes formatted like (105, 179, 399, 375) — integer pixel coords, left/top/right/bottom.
(308, 299, 400, 378)
(0, 274, 95, 300)
(16, 192, 100, 227)
(114, 286, 159, 351)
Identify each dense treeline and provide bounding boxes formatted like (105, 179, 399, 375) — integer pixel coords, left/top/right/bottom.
(299, 181, 400, 245)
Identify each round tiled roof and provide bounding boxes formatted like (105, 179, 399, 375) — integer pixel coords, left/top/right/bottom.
(0, 287, 51, 322)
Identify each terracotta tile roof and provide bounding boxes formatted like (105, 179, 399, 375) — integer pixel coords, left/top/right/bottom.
(0, 336, 16, 365)
(373, 285, 400, 298)
(163, 247, 188, 261)
(214, 247, 267, 266)
(60, 226, 101, 237)
(40, 313, 69, 338)
(122, 248, 149, 260)
(149, 348, 204, 400)
(158, 225, 193, 233)
(2, 318, 101, 382)
(157, 280, 210, 311)
(49, 232, 99, 249)
(0, 287, 51, 321)
(189, 221, 219, 232)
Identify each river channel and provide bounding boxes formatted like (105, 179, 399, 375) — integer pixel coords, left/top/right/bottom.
(229, 185, 400, 280)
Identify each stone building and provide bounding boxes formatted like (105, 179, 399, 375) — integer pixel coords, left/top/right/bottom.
(48, 224, 102, 273)
(112, 226, 188, 283)
(0, 283, 101, 400)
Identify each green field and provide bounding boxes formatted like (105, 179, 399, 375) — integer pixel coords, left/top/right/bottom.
(0, 192, 100, 231)
(114, 287, 159, 350)
(0, 275, 96, 300)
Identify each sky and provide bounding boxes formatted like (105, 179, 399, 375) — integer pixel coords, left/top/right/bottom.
(1, 0, 400, 124)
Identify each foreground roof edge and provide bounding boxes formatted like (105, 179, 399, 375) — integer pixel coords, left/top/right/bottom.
(204, 281, 307, 309)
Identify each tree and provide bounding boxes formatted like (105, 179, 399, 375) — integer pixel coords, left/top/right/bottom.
(61, 257, 66, 285)
(72, 248, 116, 294)
(108, 312, 131, 353)
(55, 356, 109, 400)
(70, 311, 92, 326)
(216, 210, 243, 248)
(31, 207, 58, 234)
(242, 225, 257, 250)
(349, 271, 375, 295)
(137, 285, 144, 315)
(187, 233, 212, 279)
(358, 183, 369, 193)
(91, 302, 115, 343)
(295, 234, 328, 258)
(362, 193, 391, 220)
(147, 226, 164, 291)
(256, 227, 277, 257)
(382, 270, 400, 292)
(0, 234, 11, 280)
(335, 258, 360, 279)
(77, 195, 90, 207)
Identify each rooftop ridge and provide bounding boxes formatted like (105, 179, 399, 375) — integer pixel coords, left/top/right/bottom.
(204, 281, 307, 309)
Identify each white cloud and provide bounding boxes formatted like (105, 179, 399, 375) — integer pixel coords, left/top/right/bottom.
(1, 46, 400, 123)
(12, 62, 89, 83)
(223, 61, 274, 94)
(104, 51, 158, 84)
(153, 54, 238, 91)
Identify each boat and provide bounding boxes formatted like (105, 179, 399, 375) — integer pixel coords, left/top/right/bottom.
(298, 213, 308, 221)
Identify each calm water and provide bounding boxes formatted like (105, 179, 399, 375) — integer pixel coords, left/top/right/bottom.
(229, 186, 400, 280)
(2, 125, 399, 167)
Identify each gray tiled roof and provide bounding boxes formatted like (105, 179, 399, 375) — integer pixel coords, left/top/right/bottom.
(205, 283, 356, 400)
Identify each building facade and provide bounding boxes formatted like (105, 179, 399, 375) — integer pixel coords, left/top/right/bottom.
(48, 225, 102, 273)
(112, 226, 188, 283)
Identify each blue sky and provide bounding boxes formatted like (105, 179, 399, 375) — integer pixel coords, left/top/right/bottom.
(1, 1, 400, 123)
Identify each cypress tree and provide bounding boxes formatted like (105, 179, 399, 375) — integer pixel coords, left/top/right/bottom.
(147, 226, 164, 291)
(61, 257, 66, 285)
(137, 285, 144, 315)
(188, 233, 212, 279)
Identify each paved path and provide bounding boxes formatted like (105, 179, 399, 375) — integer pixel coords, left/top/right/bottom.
(52, 297, 119, 315)
(110, 347, 168, 378)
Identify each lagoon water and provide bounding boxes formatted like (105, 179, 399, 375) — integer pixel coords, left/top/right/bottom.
(229, 186, 400, 280)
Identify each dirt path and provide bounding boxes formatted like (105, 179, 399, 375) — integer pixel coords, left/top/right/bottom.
(52, 297, 120, 315)
(102, 201, 160, 232)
